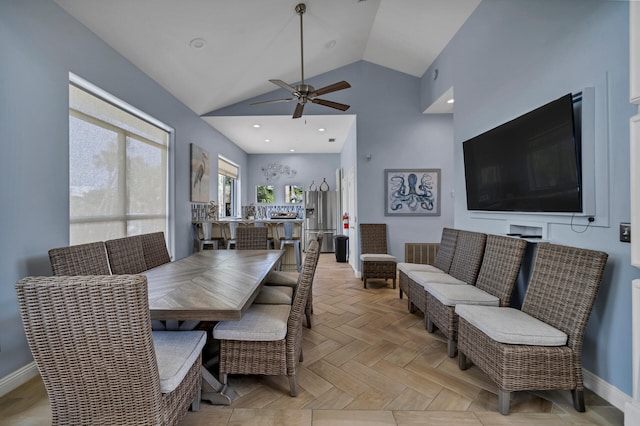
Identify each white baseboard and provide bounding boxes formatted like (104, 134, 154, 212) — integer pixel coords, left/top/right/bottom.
(0, 362, 39, 398)
(583, 368, 631, 412)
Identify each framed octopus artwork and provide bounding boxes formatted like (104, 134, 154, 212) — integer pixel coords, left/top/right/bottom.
(384, 169, 441, 216)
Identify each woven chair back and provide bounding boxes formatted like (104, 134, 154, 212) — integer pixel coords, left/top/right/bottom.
(359, 223, 389, 254)
(289, 241, 319, 323)
(235, 226, 268, 250)
(522, 243, 608, 351)
(448, 230, 487, 284)
(433, 228, 459, 272)
(105, 236, 148, 274)
(474, 235, 527, 306)
(48, 241, 111, 276)
(15, 275, 164, 424)
(138, 232, 171, 269)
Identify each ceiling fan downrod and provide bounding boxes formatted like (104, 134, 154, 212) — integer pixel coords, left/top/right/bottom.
(296, 3, 306, 85)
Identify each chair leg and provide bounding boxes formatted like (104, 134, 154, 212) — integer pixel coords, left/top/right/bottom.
(220, 372, 228, 386)
(426, 318, 435, 333)
(305, 310, 312, 329)
(399, 289, 403, 299)
(498, 389, 511, 415)
(572, 389, 586, 412)
(458, 352, 469, 370)
(363, 277, 367, 288)
(408, 300, 415, 313)
(191, 388, 201, 412)
(392, 278, 396, 289)
(288, 375, 298, 397)
(447, 339, 457, 358)
(299, 350, 304, 362)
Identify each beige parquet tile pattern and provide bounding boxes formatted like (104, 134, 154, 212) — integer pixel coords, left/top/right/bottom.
(0, 253, 624, 425)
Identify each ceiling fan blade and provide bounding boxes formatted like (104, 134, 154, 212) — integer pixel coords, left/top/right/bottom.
(311, 81, 351, 97)
(292, 102, 305, 119)
(251, 98, 294, 106)
(269, 79, 297, 94)
(311, 98, 351, 112)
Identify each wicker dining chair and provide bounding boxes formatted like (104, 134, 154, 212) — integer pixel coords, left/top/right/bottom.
(105, 235, 148, 274)
(398, 227, 459, 301)
(235, 226, 269, 250)
(48, 241, 111, 276)
(424, 234, 527, 357)
(262, 232, 323, 328)
(256, 233, 323, 328)
(138, 232, 171, 269)
(359, 223, 397, 289)
(408, 230, 486, 318)
(213, 240, 320, 396)
(15, 275, 206, 425)
(456, 243, 608, 415)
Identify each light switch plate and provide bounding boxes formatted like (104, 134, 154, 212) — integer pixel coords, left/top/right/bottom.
(621, 222, 631, 243)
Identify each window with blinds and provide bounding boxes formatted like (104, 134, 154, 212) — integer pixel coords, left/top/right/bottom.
(218, 157, 238, 217)
(69, 83, 169, 245)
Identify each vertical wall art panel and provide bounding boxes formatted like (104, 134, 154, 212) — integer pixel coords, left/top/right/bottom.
(190, 143, 210, 202)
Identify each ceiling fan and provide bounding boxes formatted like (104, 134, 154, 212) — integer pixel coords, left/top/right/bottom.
(251, 3, 351, 119)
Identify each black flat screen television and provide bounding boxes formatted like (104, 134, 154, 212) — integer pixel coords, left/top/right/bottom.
(463, 93, 582, 213)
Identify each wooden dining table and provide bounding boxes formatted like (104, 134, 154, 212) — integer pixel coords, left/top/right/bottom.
(142, 248, 285, 405)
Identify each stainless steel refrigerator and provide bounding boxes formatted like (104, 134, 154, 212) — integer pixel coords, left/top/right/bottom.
(304, 191, 338, 253)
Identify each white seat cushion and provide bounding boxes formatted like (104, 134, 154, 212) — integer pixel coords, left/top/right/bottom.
(455, 304, 568, 346)
(397, 263, 444, 274)
(360, 253, 397, 262)
(265, 270, 298, 287)
(213, 304, 291, 341)
(409, 270, 466, 286)
(253, 285, 293, 305)
(424, 283, 499, 307)
(152, 330, 207, 393)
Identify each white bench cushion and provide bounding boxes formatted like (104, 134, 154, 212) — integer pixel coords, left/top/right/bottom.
(265, 270, 298, 287)
(409, 270, 466, 286)
(253, 285, 293, 305)
(455, 305, 568, 346)
(152, 330, 207, 393)
(360, 253, 397, 262)
(213, 304, 291, 341)
(424, 283, 499, 307)
(397, 263, 444, 274)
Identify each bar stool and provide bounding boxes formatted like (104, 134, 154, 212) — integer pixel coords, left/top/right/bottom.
(276, 221, 302, 271)
(192, 222, 218, 252)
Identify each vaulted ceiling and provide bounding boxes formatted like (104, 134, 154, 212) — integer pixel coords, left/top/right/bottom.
(55, 0, 479, 152)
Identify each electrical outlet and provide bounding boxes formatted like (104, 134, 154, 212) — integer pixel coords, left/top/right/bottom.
(620, 223, 631, 243)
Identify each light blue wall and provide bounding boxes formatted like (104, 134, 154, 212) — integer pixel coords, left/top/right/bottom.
(213, 61, 456, 260)
(421, 0, 636, 396)
(246, 154, 340, 205)
(0, 0, 245, 379)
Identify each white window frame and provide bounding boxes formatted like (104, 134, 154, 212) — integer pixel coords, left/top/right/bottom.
(68, 73, 175, 254)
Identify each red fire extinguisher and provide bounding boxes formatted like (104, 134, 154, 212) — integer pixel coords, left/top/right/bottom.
(343, 213, 349, 229)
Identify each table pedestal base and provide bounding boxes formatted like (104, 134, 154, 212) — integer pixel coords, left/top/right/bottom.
(201, 367, 237, 405)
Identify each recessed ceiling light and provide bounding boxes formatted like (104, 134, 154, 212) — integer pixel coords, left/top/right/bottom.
(253, 124, 261, 128)
(447, 98, 455, 104)
(318, 128, 325, 132)
(289, 149, 295, 152)
(189, 38, 206, 49)
(264, 139, 271, 142)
